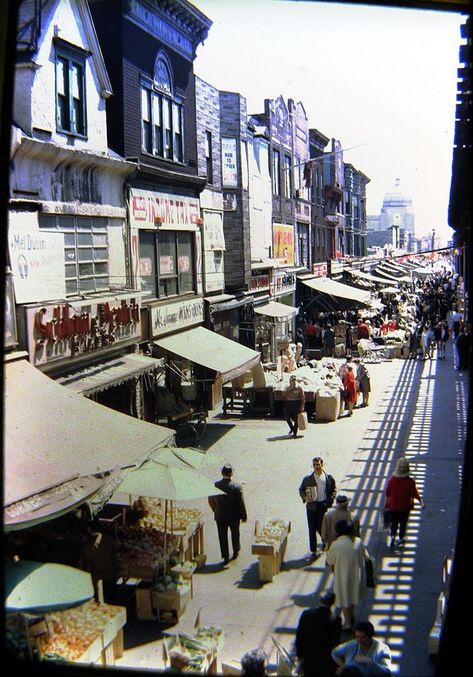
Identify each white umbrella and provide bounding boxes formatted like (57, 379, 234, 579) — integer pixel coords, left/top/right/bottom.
(149, 446, 225, 470)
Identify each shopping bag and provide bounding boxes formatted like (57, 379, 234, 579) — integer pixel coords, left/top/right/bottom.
(365, 558, 376, 588)
(297, 411, 308, 431)
(378, 509, 391, 531)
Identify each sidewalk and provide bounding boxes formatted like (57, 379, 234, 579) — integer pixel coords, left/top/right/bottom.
(117, 346, 466, 676)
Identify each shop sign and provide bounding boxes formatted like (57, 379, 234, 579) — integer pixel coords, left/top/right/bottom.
(272, 271, 296, 296)
(222, 138, 238, 187)
(150, 297, 204, 338)
(26, 296, 141, 367)
(273, 224, 294, 265)
(8, 222, 65, 303)
(129, 188, 200, 229)
(203, 212, 226, 250)
(312, 262, 328, 278)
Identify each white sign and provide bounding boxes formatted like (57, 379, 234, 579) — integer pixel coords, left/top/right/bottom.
(222, 138, 238, 187)
(8, 223, 65, 303)
(129, 187, 200, 228)
(150, 297, 204, 338)
(203, 211, 226, 251)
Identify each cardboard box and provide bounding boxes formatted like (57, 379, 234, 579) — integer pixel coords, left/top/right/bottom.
(152, 585, 190, 612)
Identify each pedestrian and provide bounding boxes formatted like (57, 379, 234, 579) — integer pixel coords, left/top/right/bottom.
(356, 319, 370, 341)
(284, 374, 305, 437)
(384, 457, 424, 549)
(324, 324, 336, 357)
(408, 328, 421, 359)
(322, 495, 360, 551)
(353, 359, 370, 407)
(339, 364, 357, 418)
(82, 519, 120, 604)
(208, 464, 247, 566)
(304, 318, 317, 348)
(295, 590, 342, 677)
(455, 323, 470, 370)
(438, 320, 450, 360)
(299, 457, 337, 558)
(240, 648, 268, 676)
(325, 520, 371, 631)
(331, 621, 392, 676)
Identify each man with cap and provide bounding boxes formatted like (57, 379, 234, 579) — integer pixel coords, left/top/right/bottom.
(322, 495, 361, 550)
(209, 464, 247, 566)
(295, 590, 342, 677)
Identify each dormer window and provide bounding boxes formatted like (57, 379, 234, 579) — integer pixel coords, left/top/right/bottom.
(55, 40, 87, 137)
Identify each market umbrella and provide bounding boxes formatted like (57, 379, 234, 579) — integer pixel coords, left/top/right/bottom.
(149, 446, 225, 470)
(380, 286, 400, 294)
(5, 559, 94, 614)
(115, 459, 224, 569)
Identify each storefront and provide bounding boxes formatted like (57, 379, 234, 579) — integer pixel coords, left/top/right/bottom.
(205, 294, 255, 346)
(253, 300, 299, 363)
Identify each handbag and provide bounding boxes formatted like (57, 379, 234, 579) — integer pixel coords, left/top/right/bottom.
(365, 557, 376, 588)
(297, 411, 308, 431)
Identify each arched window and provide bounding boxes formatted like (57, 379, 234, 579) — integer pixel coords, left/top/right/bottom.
(154, 52, 173, 95)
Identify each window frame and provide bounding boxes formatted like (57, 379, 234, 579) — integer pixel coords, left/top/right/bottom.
(272, 148, 281, 195)
(205, 130, 213, 184)
(138, 229, 196, 300)
(54, 40, 88, 138)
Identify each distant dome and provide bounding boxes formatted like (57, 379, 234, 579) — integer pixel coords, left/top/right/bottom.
(382, 178, 413, 207)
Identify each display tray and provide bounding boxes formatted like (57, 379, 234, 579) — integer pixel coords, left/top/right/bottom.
(152, 586, 190, 611)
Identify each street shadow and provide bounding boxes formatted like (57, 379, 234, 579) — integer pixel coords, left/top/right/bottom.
(198, 423, 237, 450)
(266, 434, 295, 441)
(281, 556, 316, 570)
(123, 619, 167, 650)
(235, 561, 264, 589)
(291, 591, 318, 608)
(195, 562, 228, 574)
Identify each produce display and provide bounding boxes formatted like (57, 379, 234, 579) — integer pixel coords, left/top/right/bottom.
(165, 626, 223, 673)
(154, 573, 189, 592)
(7, 601, 125, 663)
(254, 519, 290, 547)
(102, 523, 179, 574)
(134, 497, 204, 533)
(265, 360, 343, 398)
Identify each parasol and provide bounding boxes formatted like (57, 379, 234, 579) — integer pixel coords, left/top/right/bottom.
(5, 559, 94, 614)
(149, 446, 224, 470)
(380, 286, 400, 294)
(115, 459, 224, 568)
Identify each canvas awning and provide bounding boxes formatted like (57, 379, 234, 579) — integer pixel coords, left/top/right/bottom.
(375, 266, 411, 283)
(346, 268, 397, 285)
(56, 353, 163, 395)
(4, 357, 174, 509)
(302, 276, 371, 305)
(254, 300, 299, 320)
(153, 326, 260, 383)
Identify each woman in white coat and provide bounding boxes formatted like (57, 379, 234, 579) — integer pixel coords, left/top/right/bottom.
(325, 519, 371, 631)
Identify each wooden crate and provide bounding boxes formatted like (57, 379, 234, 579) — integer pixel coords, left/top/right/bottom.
(153, 585, 190, 618)
(136, 586, 155, 620)
(252, 520, 290, 583)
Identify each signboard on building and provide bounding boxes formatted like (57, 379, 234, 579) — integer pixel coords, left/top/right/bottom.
(150, 297, 204, 338)
(222, 138, 238, 187)
(312, 262, 328, 278)
(129, 188, 200, 229)
(8, 222, 65, 303)
(273, 224, 294, 265)
(25, 296, 142, 367)
(272, 271, 296, 297)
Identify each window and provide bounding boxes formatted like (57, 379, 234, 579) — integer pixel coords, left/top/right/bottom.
(39, 215, 109, 295)
(284, 155, 291, 198)
(141, 53, 184, 162)
(272, 148, 281, 195)
(138, 230, 195, 299)
(55, 43, 87, 136)
(205, 131, 213, 184)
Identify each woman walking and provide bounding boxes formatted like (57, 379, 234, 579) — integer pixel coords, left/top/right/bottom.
(339, 364, 357, 417)
(325, 520, 371, 631)
(385, 457, 424, 548)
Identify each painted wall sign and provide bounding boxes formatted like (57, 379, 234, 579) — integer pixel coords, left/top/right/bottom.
(222, 138, 238, 187)
(273, 224, 294, 265)
(129, 188, 200, 229)
(150, 296, 204, 338)
(26, 297, 141, 367)
(8, 223, 65, 303)
(312, 262, 328, 278)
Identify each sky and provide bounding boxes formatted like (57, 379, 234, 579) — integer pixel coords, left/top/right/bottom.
(191, 0, 465, 246)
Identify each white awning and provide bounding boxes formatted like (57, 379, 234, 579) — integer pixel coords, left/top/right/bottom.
(302, 277, 371, 305)
(4, 357, 174, 507)
(56, 353, 163, 396)
(375, 266, 411, 283)
(153, 326, 260, 383)
(346, 268, 397, 285)
(254, 301, 299, 320)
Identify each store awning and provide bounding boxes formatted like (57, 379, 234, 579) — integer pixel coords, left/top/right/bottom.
(153, 326, 260, 383)
(302, 276, 371, 305)
(374, 266, 411, 283)
(346, 268, 397, 285)
(206, 295, 254, 313)
(4, 357, 174, 508)
(254, 301, 299, 320)
(56, 353, 163, 396)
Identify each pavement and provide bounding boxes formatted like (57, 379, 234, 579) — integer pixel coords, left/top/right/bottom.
(114, 344, 466, 676)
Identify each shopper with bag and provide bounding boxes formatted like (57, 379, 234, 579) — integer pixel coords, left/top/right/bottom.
(325, 520, 372, 631)
(284, 374, 305, 438)
(384, 457, 424, 548)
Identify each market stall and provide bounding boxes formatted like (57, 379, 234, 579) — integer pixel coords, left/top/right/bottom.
(163, 625, 224, 673)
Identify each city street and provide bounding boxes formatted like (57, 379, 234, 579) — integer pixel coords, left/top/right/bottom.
(116, 346, 466, 676)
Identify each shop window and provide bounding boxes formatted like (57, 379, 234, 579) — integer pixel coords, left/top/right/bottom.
(55, 42, 87, 137)
(272, 148, 281, 195)
(284, 155, 291, 198)
(39, 215, 109, 295)
(138, 230, 195, 300)
(205, 130, 213, 184)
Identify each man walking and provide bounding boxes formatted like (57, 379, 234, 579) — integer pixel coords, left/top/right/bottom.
(295, 590, 342, 677)
(209, 464, 247, 566)
(322, 495, 360, 550)
(299, 457, 336, 558)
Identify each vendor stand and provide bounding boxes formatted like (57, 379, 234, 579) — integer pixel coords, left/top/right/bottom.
(251, 519, 291, 583)
(163, 626, 224, 674)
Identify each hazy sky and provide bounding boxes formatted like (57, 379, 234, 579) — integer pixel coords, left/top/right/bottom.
(191, 0, 465, 245)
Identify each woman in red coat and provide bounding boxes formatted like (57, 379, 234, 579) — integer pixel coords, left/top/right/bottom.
(339, 364, 357, 418)
(385, 457, 425, 548)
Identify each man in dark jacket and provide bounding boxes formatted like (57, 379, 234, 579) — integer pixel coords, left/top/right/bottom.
(299, 457, 337, 557)
(295, 590, 342, 677)
(208, 464, 247, 565)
